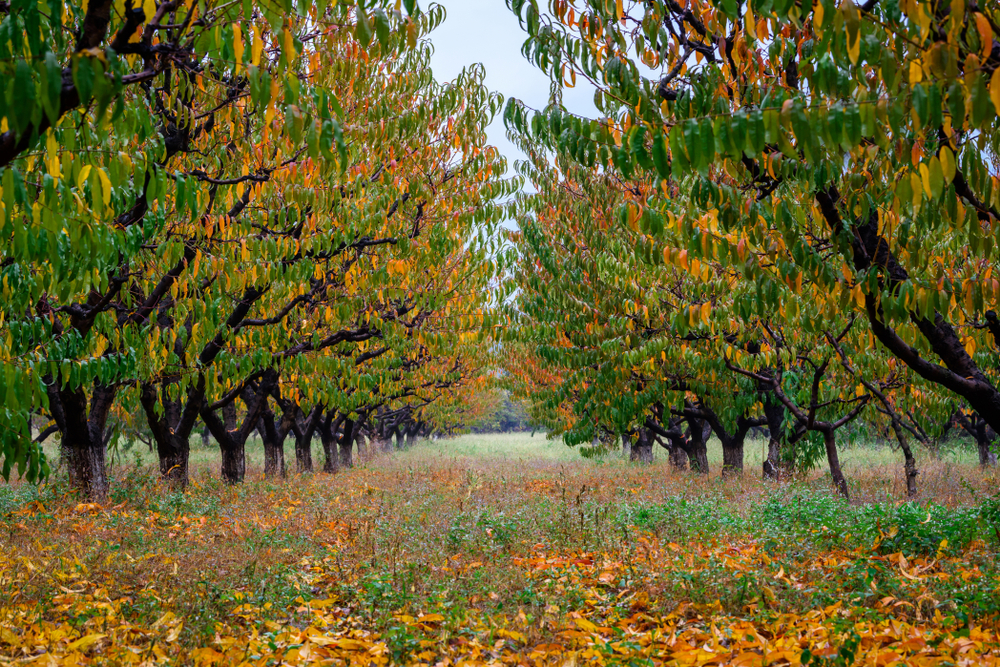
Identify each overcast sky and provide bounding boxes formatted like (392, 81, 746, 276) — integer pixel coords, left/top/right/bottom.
(426, 0, 598, 171)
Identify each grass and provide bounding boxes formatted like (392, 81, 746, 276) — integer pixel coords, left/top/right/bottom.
(3, 433, 1000, 665)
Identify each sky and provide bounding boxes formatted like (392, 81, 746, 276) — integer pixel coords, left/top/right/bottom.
(425, 0, 599, 171)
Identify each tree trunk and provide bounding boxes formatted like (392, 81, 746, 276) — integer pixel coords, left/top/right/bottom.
(956, 411, 998, 468)
(48, 381, 113, 499)
(320, 427, 337, 473)
(339, 418, 355, 468)
(259, 408, 290, 479)
(295, 432, 313, 473)
(762, 398, 791, 480)
(702, 408, 751, 479)
(685, 416, 710, 474)
(629, 429, 653, 463)
(822, 429, 849, 500)
(888, 419, 919, 498)
(669, 441, 688, 469)
(976, 421, 998, 467)
(262, 426, 286, 478)
(200, 371, 277, 485)
(319, 412, 342, 473)
(721, 440, 743, 478)
(220, 438, 246, 484)
(139, 378, 210, 490)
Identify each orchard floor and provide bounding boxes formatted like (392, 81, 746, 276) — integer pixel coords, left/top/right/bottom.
(2, 434, 1000, 666)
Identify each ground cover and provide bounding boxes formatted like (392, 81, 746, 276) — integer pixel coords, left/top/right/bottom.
(2, 434, 999, 665)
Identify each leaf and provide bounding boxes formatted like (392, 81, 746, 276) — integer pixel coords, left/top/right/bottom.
(67, 633, 106, 652)
(374, 9, 391, 47)
(939, 146, 955, 183)
(971, 72, 994, 127)
(927, 157, 943, 199)
(991, 69, 1000, 115)
(974, 13, 993, 59)
(251, 26, 263, 66)
(843, 0, 861, 64)
(233, 24, 244, 73)
(77, 165, 93, 190)
(355, 9, 373, 47)
(651, 131, 670, 178)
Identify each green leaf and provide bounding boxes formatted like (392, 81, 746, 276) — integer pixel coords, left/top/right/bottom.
(947, 81, 966, 124)
(355, 8, 373, 47)
(374, 9, 391, 47)
(970, 73, 994, 128)
(651, 131, 670, 179)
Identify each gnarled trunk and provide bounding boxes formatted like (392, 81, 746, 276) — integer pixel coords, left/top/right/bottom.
(685, 415, 710, 474)
(47, 378, 114, 499)
(201, 370, 278, 485)
(629, 429, 653, 463)
(140, 381, 204, 489)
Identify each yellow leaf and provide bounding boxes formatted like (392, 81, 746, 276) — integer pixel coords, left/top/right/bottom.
(77, 164, 92, 190)
(233, 23, 244, 74)
(909, 60, 923, 83)
(847, 33, 860, 64)
(990, 68, 1000, 115)
(700, 301, 711, 323)
(939, 145, 955, 183)
(251, 26, 263, 67)
(143, 0, 155, 21)
(974, 12, 993, 59)
(165, 622, 183, 642)
(964, 336, 976, 357)
(813, 1, 824, 29)
(96, 167, 112, 206)
(937, 538, 948, 557)
(67, 633, 106, 652)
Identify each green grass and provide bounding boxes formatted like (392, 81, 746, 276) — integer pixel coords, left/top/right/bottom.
(42, 430, 986, 482)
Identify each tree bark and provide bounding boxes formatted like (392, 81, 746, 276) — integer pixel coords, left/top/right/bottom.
(699, 403, 754, 479)
(259, 400, 294, 479)
(888, 419, 919, 498)
(339, 417, 355, 468)
(685, 415, 710, 474)
(822, 429, 849, 500)
(319, 412, 343, 473)
(140, 381, 204, 489)
(762, 398, 791, 480)
(200, 370, 278, 484)
(260, 416, 286, 479)
(629, 429, 653, 463)
(721, 440, 743, 477)
(47, 379, 113, 499)
(292, 406, 322, 473)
